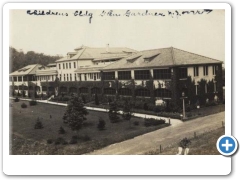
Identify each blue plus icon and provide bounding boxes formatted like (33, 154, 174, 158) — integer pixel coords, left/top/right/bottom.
(217, 135, 238, 156)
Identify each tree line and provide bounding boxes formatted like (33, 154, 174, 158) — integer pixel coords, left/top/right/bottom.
(9, 47, 63, 73)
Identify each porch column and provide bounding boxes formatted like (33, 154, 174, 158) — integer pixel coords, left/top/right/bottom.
(131, 70, 135, 79)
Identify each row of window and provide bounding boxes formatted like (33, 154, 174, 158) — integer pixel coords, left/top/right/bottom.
(102, 69, 172, 80)
(58, 62, 76, 70)
(193, 65, 218, 77)
(36, 75, 56, 81)
(59, 74, 77, 82)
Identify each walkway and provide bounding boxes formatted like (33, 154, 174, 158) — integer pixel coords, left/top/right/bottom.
(87, 112, 225, 155)
(10, 97, 183, 126)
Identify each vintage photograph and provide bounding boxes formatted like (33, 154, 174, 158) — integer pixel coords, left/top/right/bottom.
(9, 9, 225, 155)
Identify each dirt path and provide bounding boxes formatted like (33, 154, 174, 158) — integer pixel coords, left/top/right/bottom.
(87, 112, 225, 155)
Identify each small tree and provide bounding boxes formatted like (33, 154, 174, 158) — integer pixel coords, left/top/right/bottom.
(34, 118, 43, 129)
(108, 101, 120, 123)
(122, 100, 133, 127)
(63, 95, 88, 134)
(58, 126, 66, 134)
(97, 117, 106, 130)
(81, 94, 86, 104)
(95, 93, 99, 105)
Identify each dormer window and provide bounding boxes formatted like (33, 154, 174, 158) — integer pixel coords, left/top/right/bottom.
(143, 53, 160, 63)
(126, 54, 141, 63)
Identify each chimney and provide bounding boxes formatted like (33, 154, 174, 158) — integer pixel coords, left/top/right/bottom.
(106, 44, 109, 53)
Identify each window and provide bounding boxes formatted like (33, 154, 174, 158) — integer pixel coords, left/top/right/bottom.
(79, 74, 82, 81)
(69, 63, 71, 69)
(74, 74, 76, 81)
(18, 76, 22, 81)
(134, 70, 150, 80)
(102, 72, 115, 80)
(104, 88, 116, 95)
(63, 63, 65, 69)
(179, 68, 188, 79)
(79, 87, 88, 94)
(153, 69, 171, 79)
(84, 74, 87, 81)
(67, 74, 69, 81)
(212, 65, 218, 75)
(119, 88, 132, 96)
(154, 89, 171, 98)
(66, 63, 68, 69)
(64, 74, 65, 81)
(118, 71, 131, 80)
(135, 88, 150, 97)
(60, 75, 62, 81)
(13, 77, 17, 81)
(91, 87, 101, 94)
(74, 62, 76, 68)
(194, 66, 199, 77)
(203, 65, 208, 76)
(70, 74, 72, 81)
(59, 64, 61, 69)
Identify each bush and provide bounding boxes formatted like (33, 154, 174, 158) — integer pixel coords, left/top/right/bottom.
(29, 100, 37, 106)
(55, 137, 67, 145)
(143, 103, 148, 111)
(133, 121, 139, 126)
(144, 118, 165, 127)
(62, 96, 69, 101)
(97, 117, 106, 130)
(21, 103, 27, 108)
(58, 126, 66, 134)
(82, 135, 91, 142)
(69, 136, 78, 144)
(14, 97, 19, 102)
(179, 138, 191, 148)
(47, 139, 53, 144)
(34, 118, 43, 129)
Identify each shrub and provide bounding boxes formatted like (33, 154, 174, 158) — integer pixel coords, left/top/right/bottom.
(34, 118, 43, 129)
(179, 138, 191, 148)
(21, 103, 27, 108)
(29, 100, 37, 106)
(58, 126, 66, 134)
(82, 135, 91, 142)
(47, 139, 53, 144)
(55, 137, 67, 145)
(143, 103, 148, 111)
(133, 121, 139, 126)
(109, 101, 120, 123)
(97, 117, 106, 130)
(69, 136, 78, 144)
(62, 96, 69, 101)
(144, 118, 165, 127)
(14, 97, 19, 102)
(147, 104, 156, 111)
(95, 94, 99, 105)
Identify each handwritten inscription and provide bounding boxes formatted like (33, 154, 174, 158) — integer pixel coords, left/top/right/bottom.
(26, 9, 213, 24)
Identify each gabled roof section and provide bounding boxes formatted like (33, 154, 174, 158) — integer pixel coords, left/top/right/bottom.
(172, 48, 222, 65)
(55, 46, 137, 62)
(10, 64, 45, 76)
(103, 47, 222, 71)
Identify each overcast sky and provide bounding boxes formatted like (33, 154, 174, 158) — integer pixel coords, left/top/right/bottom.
(10, 9, 225, 62)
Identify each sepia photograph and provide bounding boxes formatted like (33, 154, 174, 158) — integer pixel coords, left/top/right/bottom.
(8, 8, 225, 156)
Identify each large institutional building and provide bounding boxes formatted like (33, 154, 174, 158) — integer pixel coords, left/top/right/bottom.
(9, 45, 223, 104)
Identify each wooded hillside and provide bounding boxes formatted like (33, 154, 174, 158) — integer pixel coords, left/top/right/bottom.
(9, 47, 62, 72)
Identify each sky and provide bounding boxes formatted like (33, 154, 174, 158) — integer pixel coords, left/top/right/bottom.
(9, 9, 225, 62)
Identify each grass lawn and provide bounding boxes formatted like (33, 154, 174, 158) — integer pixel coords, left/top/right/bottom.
(145, 127, 224, 155)
(10, 100, 169, 155)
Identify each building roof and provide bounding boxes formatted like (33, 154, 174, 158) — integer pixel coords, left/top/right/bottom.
(55, 46, 137, 62)
(10, 64, 45, 76)
(74, 65, 107, 73)
(102, 47, 223, 71)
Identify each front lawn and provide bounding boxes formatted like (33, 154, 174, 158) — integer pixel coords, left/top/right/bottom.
(10, 100, 169, 155)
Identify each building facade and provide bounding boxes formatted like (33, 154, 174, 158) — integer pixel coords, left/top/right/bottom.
(9, 46, 223, 105)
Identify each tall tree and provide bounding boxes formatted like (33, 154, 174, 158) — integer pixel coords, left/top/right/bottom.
(63, 95, 88, 133)
(109, 101, 120, 123)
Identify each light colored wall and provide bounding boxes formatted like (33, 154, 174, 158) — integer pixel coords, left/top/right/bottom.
(188, 65, 216, 85)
